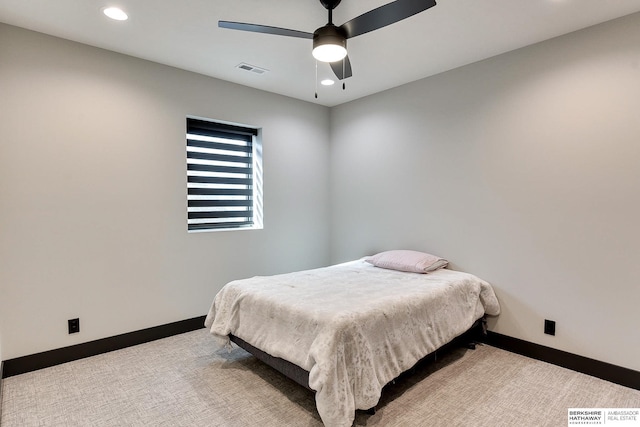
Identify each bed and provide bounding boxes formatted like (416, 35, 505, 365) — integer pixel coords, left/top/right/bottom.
(204, 251, 500, 427)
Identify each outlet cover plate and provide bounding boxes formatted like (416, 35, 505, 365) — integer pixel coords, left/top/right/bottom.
(68, 318, 80, 334)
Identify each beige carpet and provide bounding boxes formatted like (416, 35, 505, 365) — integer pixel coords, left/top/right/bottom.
(1, 329, 638, 426)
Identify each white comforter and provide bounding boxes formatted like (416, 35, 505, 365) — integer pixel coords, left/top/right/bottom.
(204, 259, 500, 427)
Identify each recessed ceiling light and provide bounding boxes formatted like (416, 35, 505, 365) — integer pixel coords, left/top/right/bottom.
(320, 79, 335, 86)
(103, 7, 128, 21)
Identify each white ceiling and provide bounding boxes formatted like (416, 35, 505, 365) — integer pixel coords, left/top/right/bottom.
(1, 0, 640, 107)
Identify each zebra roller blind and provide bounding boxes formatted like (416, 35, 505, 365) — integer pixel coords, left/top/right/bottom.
(187, 118, 261, 231)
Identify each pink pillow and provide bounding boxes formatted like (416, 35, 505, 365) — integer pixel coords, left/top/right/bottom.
(365, 250, 448, 273)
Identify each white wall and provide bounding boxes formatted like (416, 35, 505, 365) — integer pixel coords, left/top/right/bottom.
(2, 12, 640, 374)
(330, 13, 640, 371)
(0, 24, 331, 360)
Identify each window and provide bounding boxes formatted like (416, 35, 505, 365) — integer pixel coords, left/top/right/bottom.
(186, 117, 262, 232)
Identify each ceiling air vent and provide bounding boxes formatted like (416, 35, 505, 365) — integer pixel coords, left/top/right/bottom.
(236, 63, 269, 75)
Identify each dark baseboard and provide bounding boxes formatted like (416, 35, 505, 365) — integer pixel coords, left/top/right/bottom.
(2, 315, 206, 379)
(3, 320, 637, 393)
(0, 360, 4, 422)
(484, 331, 640, 391)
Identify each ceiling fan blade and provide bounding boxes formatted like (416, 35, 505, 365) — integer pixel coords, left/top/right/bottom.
(340, 0, 437, 39)
(330, 56, 353, 80)
(219, 21, 313, 39)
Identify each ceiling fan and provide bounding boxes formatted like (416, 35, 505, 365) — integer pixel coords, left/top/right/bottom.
(219, 0, 437, 81)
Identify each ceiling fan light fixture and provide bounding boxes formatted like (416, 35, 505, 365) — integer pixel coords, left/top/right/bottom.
(313, 44, 347, 62)
(312, 25, 347, 63)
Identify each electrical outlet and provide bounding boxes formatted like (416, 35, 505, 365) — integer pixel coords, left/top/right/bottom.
(544, 319, 556, 336)
(68, 318, 80, 334)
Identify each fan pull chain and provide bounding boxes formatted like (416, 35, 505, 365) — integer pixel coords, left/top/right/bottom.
(342, 59, 346, 90)
(315, 61, 318, 99)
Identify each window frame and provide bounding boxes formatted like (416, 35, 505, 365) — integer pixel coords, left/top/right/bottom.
(186, 116, 263, 233)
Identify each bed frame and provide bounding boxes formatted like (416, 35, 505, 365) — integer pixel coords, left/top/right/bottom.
(230, 317, 487, 411)
(230, 334, 313, 390)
